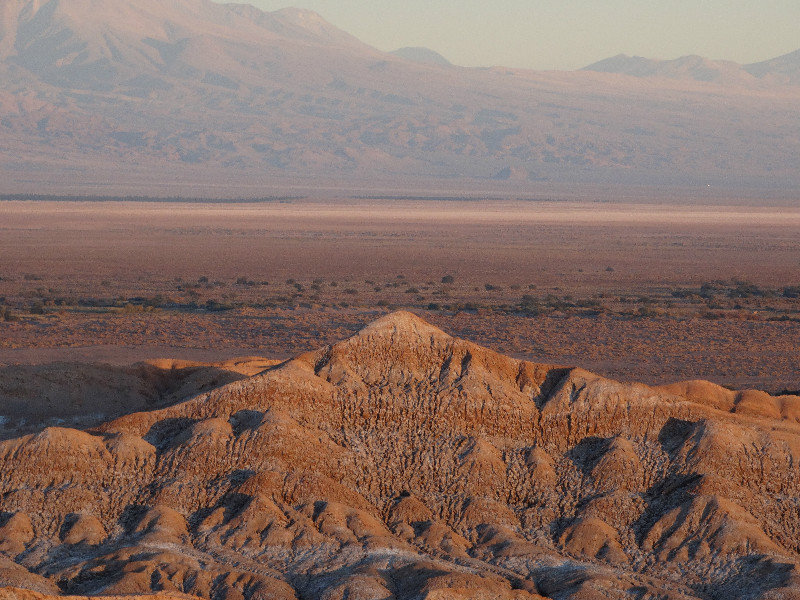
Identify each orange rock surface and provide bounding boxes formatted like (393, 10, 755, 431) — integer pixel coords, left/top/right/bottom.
(0, 312, 798, 599)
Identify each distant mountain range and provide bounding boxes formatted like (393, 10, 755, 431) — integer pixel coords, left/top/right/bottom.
(0, 0, 798, 194)
(584, 50, 800, 85)
(390, 47, 452, 67)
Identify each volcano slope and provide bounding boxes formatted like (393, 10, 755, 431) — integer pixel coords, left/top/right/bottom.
(0, 311, 799, 599)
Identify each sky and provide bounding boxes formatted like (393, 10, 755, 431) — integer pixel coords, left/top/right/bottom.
(243, 0, 800, 70)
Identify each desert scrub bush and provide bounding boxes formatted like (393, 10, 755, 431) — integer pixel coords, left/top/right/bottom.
(575, 298, 603, 309)
(519, 294, 543, 316)
(783, 286, 800, 299)
(699, 281, 726, 298)
(205, 299, 235, 312)
(29, 301, 46, 315)
(670, 288, 695, 299)
(441, 274, 455, 284)
(729, 280, 771, 298)
(636, 305, 660, 317)
(0, 305, 17, 322)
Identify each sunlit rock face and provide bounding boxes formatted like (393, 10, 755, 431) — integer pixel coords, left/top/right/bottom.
(0, 311, 798, 599)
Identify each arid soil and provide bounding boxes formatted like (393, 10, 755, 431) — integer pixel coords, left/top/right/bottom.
(0, 312, 798, 599)
(1, 199, 798, 393)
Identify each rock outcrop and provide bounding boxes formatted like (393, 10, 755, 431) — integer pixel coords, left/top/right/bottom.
(0, 311, 798, 599)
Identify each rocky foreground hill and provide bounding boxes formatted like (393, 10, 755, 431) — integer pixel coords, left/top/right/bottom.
(0, 311, 799, 599)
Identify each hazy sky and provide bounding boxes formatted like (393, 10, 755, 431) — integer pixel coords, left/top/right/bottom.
(244, 0, 800, 70)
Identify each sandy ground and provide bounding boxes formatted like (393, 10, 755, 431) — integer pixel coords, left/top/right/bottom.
(0, 198, 798, 392)
(1, 198, 799, 287)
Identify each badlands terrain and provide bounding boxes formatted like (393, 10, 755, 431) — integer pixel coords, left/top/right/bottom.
(0, 311, 799, 599)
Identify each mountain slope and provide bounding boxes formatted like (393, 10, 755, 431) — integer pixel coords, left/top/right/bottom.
(2, 0, 376, 91)
(391, 46, 452, 67)
(0, 0, 799, 191)
(0, 312, 798, 598)
(584, 48, 800, 86)
(582, 53, 757, 85)
(745, 48, 800, 84)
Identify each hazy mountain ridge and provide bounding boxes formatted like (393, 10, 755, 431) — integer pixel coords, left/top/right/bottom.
(1, 0, 799, 192)
(584, 48, 800, 85)
(390, 46, 452, 67)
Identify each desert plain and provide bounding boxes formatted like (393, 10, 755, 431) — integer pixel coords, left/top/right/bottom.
(1, 195, 800, 599)
(1, 195, 799, 392)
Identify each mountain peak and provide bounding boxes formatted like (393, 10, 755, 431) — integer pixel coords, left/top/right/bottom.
(355, 310, 448, 339)
(584, 49, 800, 86)
(274, 6, 327, 21)
(390, 46, 452, 67)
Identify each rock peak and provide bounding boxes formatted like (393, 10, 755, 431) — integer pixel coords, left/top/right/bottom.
(355, 310, 448, 340)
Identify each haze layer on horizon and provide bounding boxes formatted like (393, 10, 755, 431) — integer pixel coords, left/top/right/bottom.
(241, 0, 800, 71)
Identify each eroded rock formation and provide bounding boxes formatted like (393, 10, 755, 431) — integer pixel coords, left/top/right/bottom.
(0, 312, 798, 599)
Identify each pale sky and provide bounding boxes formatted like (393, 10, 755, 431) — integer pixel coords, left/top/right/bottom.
(241, 0, 800, 70)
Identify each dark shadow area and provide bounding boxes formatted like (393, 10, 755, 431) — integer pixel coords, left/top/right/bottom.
(0, 361, 248, 441)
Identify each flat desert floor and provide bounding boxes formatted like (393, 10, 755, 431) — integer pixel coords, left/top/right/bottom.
(1, 197, 798, 393)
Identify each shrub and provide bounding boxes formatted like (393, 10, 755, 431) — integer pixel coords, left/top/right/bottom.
(205, 299, 234, 312)
(729, 280, 768, 298)
(441, 275, 455, 284)
(519, 294, 543, 316)
(783, 286, 800, 299)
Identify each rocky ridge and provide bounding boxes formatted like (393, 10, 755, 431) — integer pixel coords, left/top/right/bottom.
(0, 311, 798, 599)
